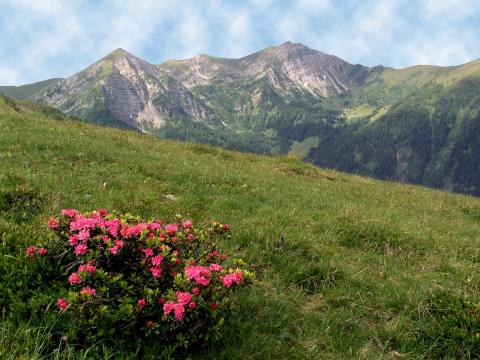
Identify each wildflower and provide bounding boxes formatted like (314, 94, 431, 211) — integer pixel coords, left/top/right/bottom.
(173, 303, 185, 321)
(165, 223, 178, 235)
(187, 233, 195, 241)
(48, 217, 58, 229)
(149, 266, 162, 278)
(223, 224, 231, 231)
(151, 255, 163, 266)
(26, 245, 37, 257)
(189, 301, 196, 310)
(212, 250, 219, 257)
(222, 271, 243, 287)
(142, 248, 154, 257)
(69, 235, 79, 246)
(211, 302, 218, 311)
(159, 297, 166, 305)
(57, 298, 69, 310)
(146, 320, 155, 329)
(137, 298, 147, 308)
(80, 287, 96, 296)
(61, 209, 77, 218)
(176, 291, 192, 305)
(101, 235, 109, 243)
(209, 263, 222, 272)
(74, 244, 87, 256)
(185, 265, 211, 286)
(163, 301, 175, 315)
(192, 287, 200, 295)
(109, 245, 119, 255)
(97, 208, 108, 217)
(78, 262, 96, 273)
(114, 239, 124, 248)
(182, 220, 193, 228)
(37, 247, 47, 255)
(77, 229, 90, 241)
(68, 272, 81, 285)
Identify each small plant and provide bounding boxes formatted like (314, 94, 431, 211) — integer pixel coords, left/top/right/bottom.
(25, 209, 252, 352)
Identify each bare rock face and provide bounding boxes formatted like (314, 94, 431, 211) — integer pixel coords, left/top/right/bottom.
(158, 42, 370, 97)
(38, 49, 216, 130)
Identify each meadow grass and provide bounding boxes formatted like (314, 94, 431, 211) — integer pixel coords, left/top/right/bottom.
(1, 96, 479, 359)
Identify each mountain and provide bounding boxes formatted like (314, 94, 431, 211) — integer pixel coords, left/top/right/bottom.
(2, 42, 480, 195)
(35, 48, 219, 131)
(2, 94, 480, 358)
(0, 78, 62, 100)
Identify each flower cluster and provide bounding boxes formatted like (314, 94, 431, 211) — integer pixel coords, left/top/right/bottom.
(26, 209, 251, 349)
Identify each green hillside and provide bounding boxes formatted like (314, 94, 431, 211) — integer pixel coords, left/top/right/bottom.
(1, 95, 480, 359)
(0, 78, 62, 100)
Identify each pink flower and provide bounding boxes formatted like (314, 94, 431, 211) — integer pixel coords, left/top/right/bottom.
(163, 301, 175, 315)
(48, 218, 58, 229)
(68, 272, 81, 285)
(80, 287, 96, 296)
(77, 229, 90, 241)
(212, 250, 219, 257)
(209, 263, 222, 272)
(101, 235, 109, 243)
(182, 220, 193, 228)
(187, 234, 195, 241)
(146, 320, 155, 329)
(105, 219, 120, 237)
(114, 239, 124, 248)
(211, 302, 218, 311)
(222, 271, 243, 287)
(189, 301, 196, 310)
(78, 262, 96, 273)
(69, 235, 79, 246)
(192, 287, 200, 296)
(97, 208, 108, 217)
(142, 248, 153, 257)
(147, 222, 162, 231)
(173, 303, 185, 321)
(109, 245, 119, 255)
(57, 298, 69, 310)
(137, 298, 147, 308)
(61, 209, 77, 218)
(37, 247, 47, 255)
(26, 245, 37, 257)
(185, 265, 211, 286)
(223, 223, 231, 231)
(74, 244, 87, 256)
(149, 266, 162, 278)
(151, 255, 163, 266)
(176, 291, 192, 305)
(165, 223, 178, 235)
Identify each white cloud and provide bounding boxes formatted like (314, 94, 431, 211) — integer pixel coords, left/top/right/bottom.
(0, 0, 479, 84)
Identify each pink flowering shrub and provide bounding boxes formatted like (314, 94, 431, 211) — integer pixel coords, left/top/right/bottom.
(26, 209, 252, 350)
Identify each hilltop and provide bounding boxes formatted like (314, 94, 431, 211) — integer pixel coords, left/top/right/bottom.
(1, 95, 480, 358)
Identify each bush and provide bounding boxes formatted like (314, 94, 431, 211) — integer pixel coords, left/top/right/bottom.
(25, 209, 252, 353)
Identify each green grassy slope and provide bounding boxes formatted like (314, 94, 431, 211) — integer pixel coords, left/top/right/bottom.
(0, 78, 62, 100)
(1, 96, 480, 359)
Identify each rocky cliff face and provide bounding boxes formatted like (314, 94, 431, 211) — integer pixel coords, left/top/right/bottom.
(158, 42, 370, 97)
(37, 49, 216, 130)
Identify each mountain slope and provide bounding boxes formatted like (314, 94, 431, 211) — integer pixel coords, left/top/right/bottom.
(3, 43, 480, 195)
(1, 95, 480, 358)
(36, 48, 219, 130)
(0, 78, 62, 100)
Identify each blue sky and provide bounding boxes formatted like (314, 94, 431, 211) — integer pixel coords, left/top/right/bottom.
(1, 0, 479, 85)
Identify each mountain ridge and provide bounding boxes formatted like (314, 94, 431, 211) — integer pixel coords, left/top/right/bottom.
(1, 42, 480, 195)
